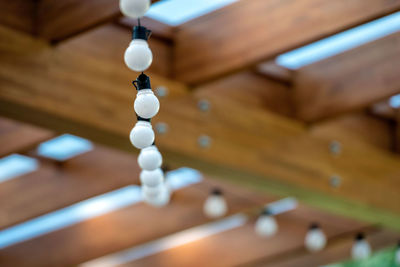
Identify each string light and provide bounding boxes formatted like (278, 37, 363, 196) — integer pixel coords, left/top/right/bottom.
(140, 168, 164, 187)
(351, 233, 371, 260)
(203, 188, 228, 218)
(138, 145, 162, 170)
(305, 223, 327, 252)
(254, 208, 278, 237)
(395, 241, 400, 265)
(129, 118, 155, 149)
(120, 0, 150, 18)
(121, 0, 168, 207)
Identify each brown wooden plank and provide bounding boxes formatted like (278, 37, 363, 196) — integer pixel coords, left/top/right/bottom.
(0, 117, 53, 157)
(0, 0, 36, 34)
(173, 0, 400, 84)
(293, 32, 400, 122)
(309, 112, 394, 152)
(0, 145, 138, 229)
(260, 230, 399, 267)
(0, 179, 271, 267)
(112, 206, 368, 267)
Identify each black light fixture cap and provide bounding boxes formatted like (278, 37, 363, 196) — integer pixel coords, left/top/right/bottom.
(211, 188, 222, 196)
(135, 73, 151, 90)
(355, 232, 365, 241)
(309, 222, 320, 230)
(137, 115, 151, 122)
(132, 26, 152, 41)
(261, 208, 273, 216)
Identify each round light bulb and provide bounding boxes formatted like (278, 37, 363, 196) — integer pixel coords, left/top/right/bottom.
(352, 234, 371, 260)
(134, 89, 160, 119)
(144, 184, 170, 207)
(124, 40, 153, 72)
(255, 212, 278, 237)
(305, 226, 327, 252)
(203, 190, 227, 218)
(130, 121, 154, 149)
(140, 168, 163, 187)
(119, 0, 150, 19)
(395, 244, 400, 265)
(142, 184, 163, 199)
(138, 145, 162, 170)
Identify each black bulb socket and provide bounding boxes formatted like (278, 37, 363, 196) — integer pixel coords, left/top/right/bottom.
(355, 232, 365, 241)
(261, 208, 273, 216)
(134, 73, 151, 91)
(309, 222, 320, 230)
(132, 26, 152, 41)
(137, 115, 150, 122)
(211, 188, 222, 196)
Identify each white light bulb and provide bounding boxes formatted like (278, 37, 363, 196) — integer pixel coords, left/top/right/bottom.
(119, 0, 150, 19)
(140, 168, 163, 187)
(143, 184, 170, 207)
(124, 40, 153, 72)
(203, 190, 227, 218)
(134, 89, 160, 119)
(138, 145, 162, 170)
(142, 184, 163, 199)
(352, 234, 371, 260)
(255, 212, 278, 237)
(130, 121, 154, 149)
(395, 244, 400, 265)
(305, 225, 327, 252)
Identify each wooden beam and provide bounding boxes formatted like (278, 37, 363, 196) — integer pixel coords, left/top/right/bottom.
(0, 117, 53, 157)
(173, 0, 400, 84)
(0, 179, 270, 266)
(0, 145, 139, 229)
(294, 32, 400, 122)
(0, 0, 161, 42)
(1, 25, 400, 230)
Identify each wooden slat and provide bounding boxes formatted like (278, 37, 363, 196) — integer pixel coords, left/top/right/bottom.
(0, 117, 53, 157)
(0, 179, 270, 267)
(0, 145, 138, 229)
(309, 112, 393, 152)
(293, 32, 400, 122)
(113, 206, 369, 267)
(261, 230, 399, 267)
(1, 25, 400, 229)
(0, 0, 161, 42)
(173, 0, 400, 84)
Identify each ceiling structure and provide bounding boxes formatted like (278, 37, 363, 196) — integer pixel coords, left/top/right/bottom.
(0, 0, 400, 265)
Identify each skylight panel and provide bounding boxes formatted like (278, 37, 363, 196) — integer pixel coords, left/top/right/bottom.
(0, 154, 38, 183)
(146, 0, 238, 26)
(276, 12, 400, 69)
(37, 134, 93, 161)
(0, 167, 202, 248)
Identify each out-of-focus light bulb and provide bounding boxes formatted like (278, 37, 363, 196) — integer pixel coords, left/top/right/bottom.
(203, 188, 227, 219)
(138, 145, 162, 170)
(140, 168, 163, 187)
(119, 0, 150, 19)
(395, 241, 400, 265)
(352, 233, 371, 260)
(255, 209, 278, 237)
(130, 120, 154, 149)
(144, 184, 170, 207)
(124, 39, 152, 72)
(142, 184, 163, 199)
(305, 223, 327, 252)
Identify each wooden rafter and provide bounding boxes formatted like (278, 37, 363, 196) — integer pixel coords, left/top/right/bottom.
(172, 0, 400, 84)
(293, 32, 400, 122)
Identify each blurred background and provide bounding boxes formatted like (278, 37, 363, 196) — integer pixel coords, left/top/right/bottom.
(0, 0, 400, 266)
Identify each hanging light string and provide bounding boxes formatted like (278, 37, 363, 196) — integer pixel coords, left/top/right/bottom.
(121, 0, 167, 207)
